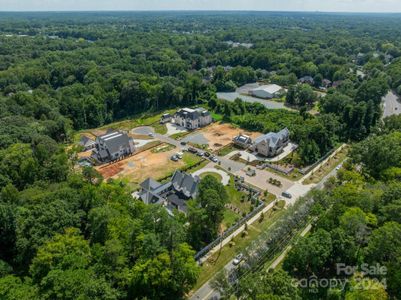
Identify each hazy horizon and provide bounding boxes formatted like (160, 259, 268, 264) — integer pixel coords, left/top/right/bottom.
(1, 0, 401, 13)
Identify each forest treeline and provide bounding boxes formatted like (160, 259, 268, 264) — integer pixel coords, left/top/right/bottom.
(0, 11, 401, 299)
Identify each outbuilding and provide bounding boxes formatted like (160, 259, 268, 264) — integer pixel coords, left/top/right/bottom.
(250, 84, 283, 99)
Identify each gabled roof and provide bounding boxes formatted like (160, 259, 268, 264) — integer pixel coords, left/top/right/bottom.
(140, 177, 162, 191)
(277, 128, 289, 140)
(79, 136, 95, 147)
(97, 131, 132, 154)
(171, 170, 199, 198)
(138, 190, 164, 205)
(254, 128, 289, 148)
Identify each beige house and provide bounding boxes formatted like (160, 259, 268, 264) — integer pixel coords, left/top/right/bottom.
(250, 128, 290, 157)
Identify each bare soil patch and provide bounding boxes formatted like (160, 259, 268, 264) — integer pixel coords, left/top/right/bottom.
(197, 123, 262, 152)
(96, 145, 185, 184)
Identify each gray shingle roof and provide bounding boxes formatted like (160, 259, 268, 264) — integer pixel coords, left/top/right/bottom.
(140, 177, 162, 191)
(171, 170, 200, 198)
(98, 131, 132, 154)
(254, 128, 289, 148)
(79, 136, 95, 147)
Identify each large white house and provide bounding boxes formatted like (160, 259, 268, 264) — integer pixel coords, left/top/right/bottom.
(174, 108, 212, 130)
(250, 84, 283, 99)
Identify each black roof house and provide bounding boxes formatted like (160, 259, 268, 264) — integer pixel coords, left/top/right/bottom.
(136, 170, 200, 214)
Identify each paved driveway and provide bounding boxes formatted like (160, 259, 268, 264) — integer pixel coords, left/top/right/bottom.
(216, 92, 286, 109)
(219, 156, 246, 173)
(134, 139, 156, 148)
(166, 123, 187, 136)
(266, 143, 297, 162)
(181, 132, 209, 145)
(192, 167, 230, 185)
(234, 167, 294, 196)
(132, 126, 154, 135)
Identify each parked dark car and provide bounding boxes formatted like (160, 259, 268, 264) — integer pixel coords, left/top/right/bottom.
(197, 151, 205, 157)
(281, 191, 292, 199)
(188, 147, 197, 154)
(180, 141, 187, 146)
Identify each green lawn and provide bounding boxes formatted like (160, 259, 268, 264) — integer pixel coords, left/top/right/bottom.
(222, 210, 240, 229)
(211, 112, 223, 122)
(199, 172, 223, 182)
(170, 131, 189, 140)
(303, 146, 348, 185)
(182, 152, 203, 166)
(98, 110, 174, 131)
(74, 110, 174, 142)
(225, 177, 252, 213)
(153, 122, 167, 135)
(217, 143, 238, 156)
(192, 206, 286, 291)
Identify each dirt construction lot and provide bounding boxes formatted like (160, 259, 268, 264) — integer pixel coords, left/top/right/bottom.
(188, 122, 262, 152)
(96, 144, 184, 183)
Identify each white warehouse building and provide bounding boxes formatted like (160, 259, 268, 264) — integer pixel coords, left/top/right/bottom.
(250, 84, 283, 99)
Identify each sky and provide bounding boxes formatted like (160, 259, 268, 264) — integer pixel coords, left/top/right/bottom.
(1, 0, 401, 13)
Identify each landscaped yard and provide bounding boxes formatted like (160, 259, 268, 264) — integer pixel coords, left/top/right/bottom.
(303, 145, 348, 185)
(170, 131, 190, 140)
(220, 177, 257, 230)
(182, 152, 203, 166)
(199, 171, 223, 182)
(74, 110, 173, 142)
(211, 112, 223, 122)
(217, 143, 239, 156)
(192, 204, 286, 291)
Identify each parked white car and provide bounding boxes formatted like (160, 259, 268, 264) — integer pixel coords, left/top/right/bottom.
(233, 253, 244, 265)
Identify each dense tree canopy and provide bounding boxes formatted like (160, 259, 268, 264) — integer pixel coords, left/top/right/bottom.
(0, 10, 401, 299)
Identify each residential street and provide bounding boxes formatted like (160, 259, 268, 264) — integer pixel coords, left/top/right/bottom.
(155, 132, 293, 197)
(189, 160, 343, 300)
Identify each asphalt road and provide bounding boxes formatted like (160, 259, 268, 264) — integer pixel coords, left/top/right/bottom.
(189, 161, 343, 300)
(216, 92, 286, 110)
(382, 90, 401, 118)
